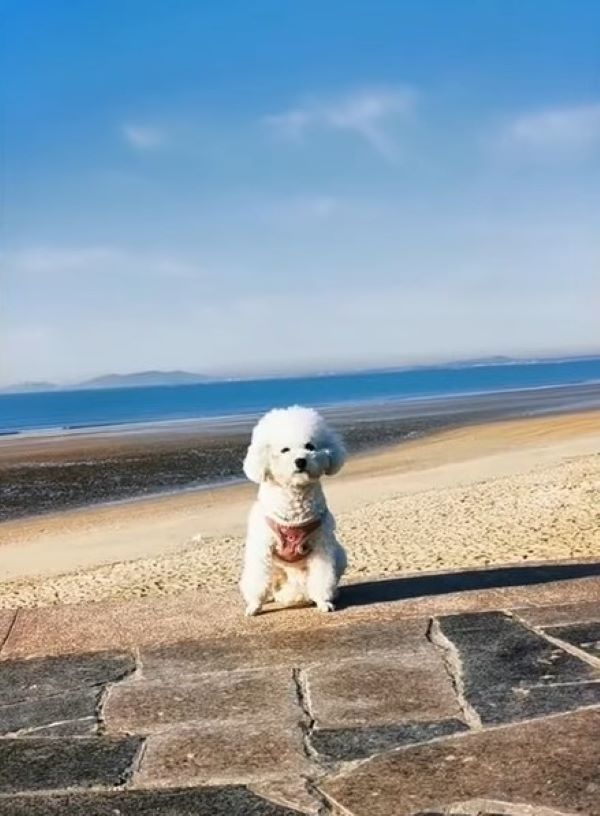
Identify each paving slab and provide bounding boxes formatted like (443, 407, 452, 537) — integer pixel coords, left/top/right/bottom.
(436, 611, 600, 724)
(104, 668, 299, 734)
(310, 719, 467, 762)
(0, 650, 135, 737)
(0, 688, 99, 736)
(0, 736, 142, 793)
(321, 709, 600, 816)
(0, 651, 135, 704)
(140, 619, 428, 676)
(135, 723, 311, 787)
(0, 786, 305, 815)
(306, 652, 460, 728)
(5, 573, 600, 660)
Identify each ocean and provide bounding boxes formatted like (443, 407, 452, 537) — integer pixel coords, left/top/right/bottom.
(2, 356, 600, 436)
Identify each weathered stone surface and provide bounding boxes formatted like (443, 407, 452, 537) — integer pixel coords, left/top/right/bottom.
(105, 668, 299, 734)
(306, 653, 460, 728)
(6, 575, 600, 662)
(411, 802, 580, 815)
(517, 600, 600, 628)
(141, 619, 428, 677)
(0, 688, 99, 735)
(545, 621, 600, 661)
(0, 736, 142, 793)
(136, 724, 311, 786)
(437, 611, 600, 723)
(311, 718, 467, 762)
(486, 679, 600, 722)
(322, 709, 600, 815)
(0, 651, 135, 705)
(0, 786, 305, 815)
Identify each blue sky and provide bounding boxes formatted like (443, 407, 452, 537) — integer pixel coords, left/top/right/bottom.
(2, 1, 600, 384)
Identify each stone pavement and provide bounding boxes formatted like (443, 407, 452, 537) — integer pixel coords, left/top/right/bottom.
(1, 563, 600, 814)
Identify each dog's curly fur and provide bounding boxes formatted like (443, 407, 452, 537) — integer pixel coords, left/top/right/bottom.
(239, 405, 347, 616)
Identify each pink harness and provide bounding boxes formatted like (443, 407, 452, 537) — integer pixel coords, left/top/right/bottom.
(266, 516, 322, 563)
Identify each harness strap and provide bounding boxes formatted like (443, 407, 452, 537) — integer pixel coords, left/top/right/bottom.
(265, 515, 322, 563)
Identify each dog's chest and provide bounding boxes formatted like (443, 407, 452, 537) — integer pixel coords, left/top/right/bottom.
(259, 482, 326, 524)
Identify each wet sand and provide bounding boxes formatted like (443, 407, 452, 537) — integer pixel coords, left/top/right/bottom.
(1, 410, 599, 608)
(3, 381, 600, 522)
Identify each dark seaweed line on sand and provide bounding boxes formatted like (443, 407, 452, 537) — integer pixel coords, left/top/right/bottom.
(0, 414, 474, 523)
(4, 385, 600, 523)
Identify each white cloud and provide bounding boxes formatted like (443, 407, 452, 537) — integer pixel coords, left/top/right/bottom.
(264, 86, 416, 160)
(500, 102, 600, 157)
(2, 246, 200, 280)
(121, 123, 166, 150)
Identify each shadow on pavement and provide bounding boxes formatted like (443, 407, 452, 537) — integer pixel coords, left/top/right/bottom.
(338, 560, 600, 610)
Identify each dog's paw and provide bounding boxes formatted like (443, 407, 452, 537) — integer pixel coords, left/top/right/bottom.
(245, 602, 262, 617)
(315, 600, 335, 613)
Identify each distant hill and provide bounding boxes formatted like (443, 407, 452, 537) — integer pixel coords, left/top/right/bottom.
(0, 371, 215, 394)
(78, 370, 215, 389)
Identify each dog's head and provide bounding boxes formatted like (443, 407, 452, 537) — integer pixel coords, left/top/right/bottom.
(243, 405, 346, 487)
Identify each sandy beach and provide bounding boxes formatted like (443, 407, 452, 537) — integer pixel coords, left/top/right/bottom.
(0, 409, 599, 609)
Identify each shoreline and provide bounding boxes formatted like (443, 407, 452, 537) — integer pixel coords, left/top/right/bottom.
(0, 409, 599, 607)
(4, 379, 600, 443)
(3, 381, 600, 523)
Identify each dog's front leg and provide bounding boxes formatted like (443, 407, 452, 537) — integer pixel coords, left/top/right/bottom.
(306, 551, 338, 612)
(239, 544, 271, 617)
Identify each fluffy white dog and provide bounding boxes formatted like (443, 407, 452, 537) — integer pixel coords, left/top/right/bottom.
(239, 405, 347, 616)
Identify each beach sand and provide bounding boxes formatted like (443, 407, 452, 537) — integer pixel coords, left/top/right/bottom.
(0, 410, 599, 608)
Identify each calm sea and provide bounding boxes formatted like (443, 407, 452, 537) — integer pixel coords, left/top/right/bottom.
(2, 357, 600, 436)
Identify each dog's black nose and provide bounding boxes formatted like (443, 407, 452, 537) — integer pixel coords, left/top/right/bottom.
(295, 457, 307, 471)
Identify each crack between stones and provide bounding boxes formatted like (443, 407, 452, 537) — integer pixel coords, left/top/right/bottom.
(97, 648, 140, 736)
(303, 776, 334, 816)
(124, 736, 147, 788)
(508, 611, 600, 672)
(427, 618, 482, 731)
(292, 668, 320, 763)
(0, 610, 19, 658)
(292, 668, 333, 815)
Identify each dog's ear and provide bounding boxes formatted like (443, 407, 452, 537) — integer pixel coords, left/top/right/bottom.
(243, 440, 270, 484)
(323, 430, 346, 476)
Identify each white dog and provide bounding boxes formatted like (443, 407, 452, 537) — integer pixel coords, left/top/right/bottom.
(239, 405, 347, 616)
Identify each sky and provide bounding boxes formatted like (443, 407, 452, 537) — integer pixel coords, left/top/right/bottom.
(2, 0, 600, 385)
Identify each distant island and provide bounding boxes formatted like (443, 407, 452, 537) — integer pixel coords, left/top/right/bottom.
(1, 354, 599, 395)
(79, 370, 216, 389)
(0, 370, 216, 394)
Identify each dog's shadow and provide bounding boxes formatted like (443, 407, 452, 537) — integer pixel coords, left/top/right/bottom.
(335, 560, 600, 611)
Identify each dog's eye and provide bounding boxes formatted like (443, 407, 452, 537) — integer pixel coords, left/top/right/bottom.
(280, 447, 290, 454)
(305, 442, 315, 451)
